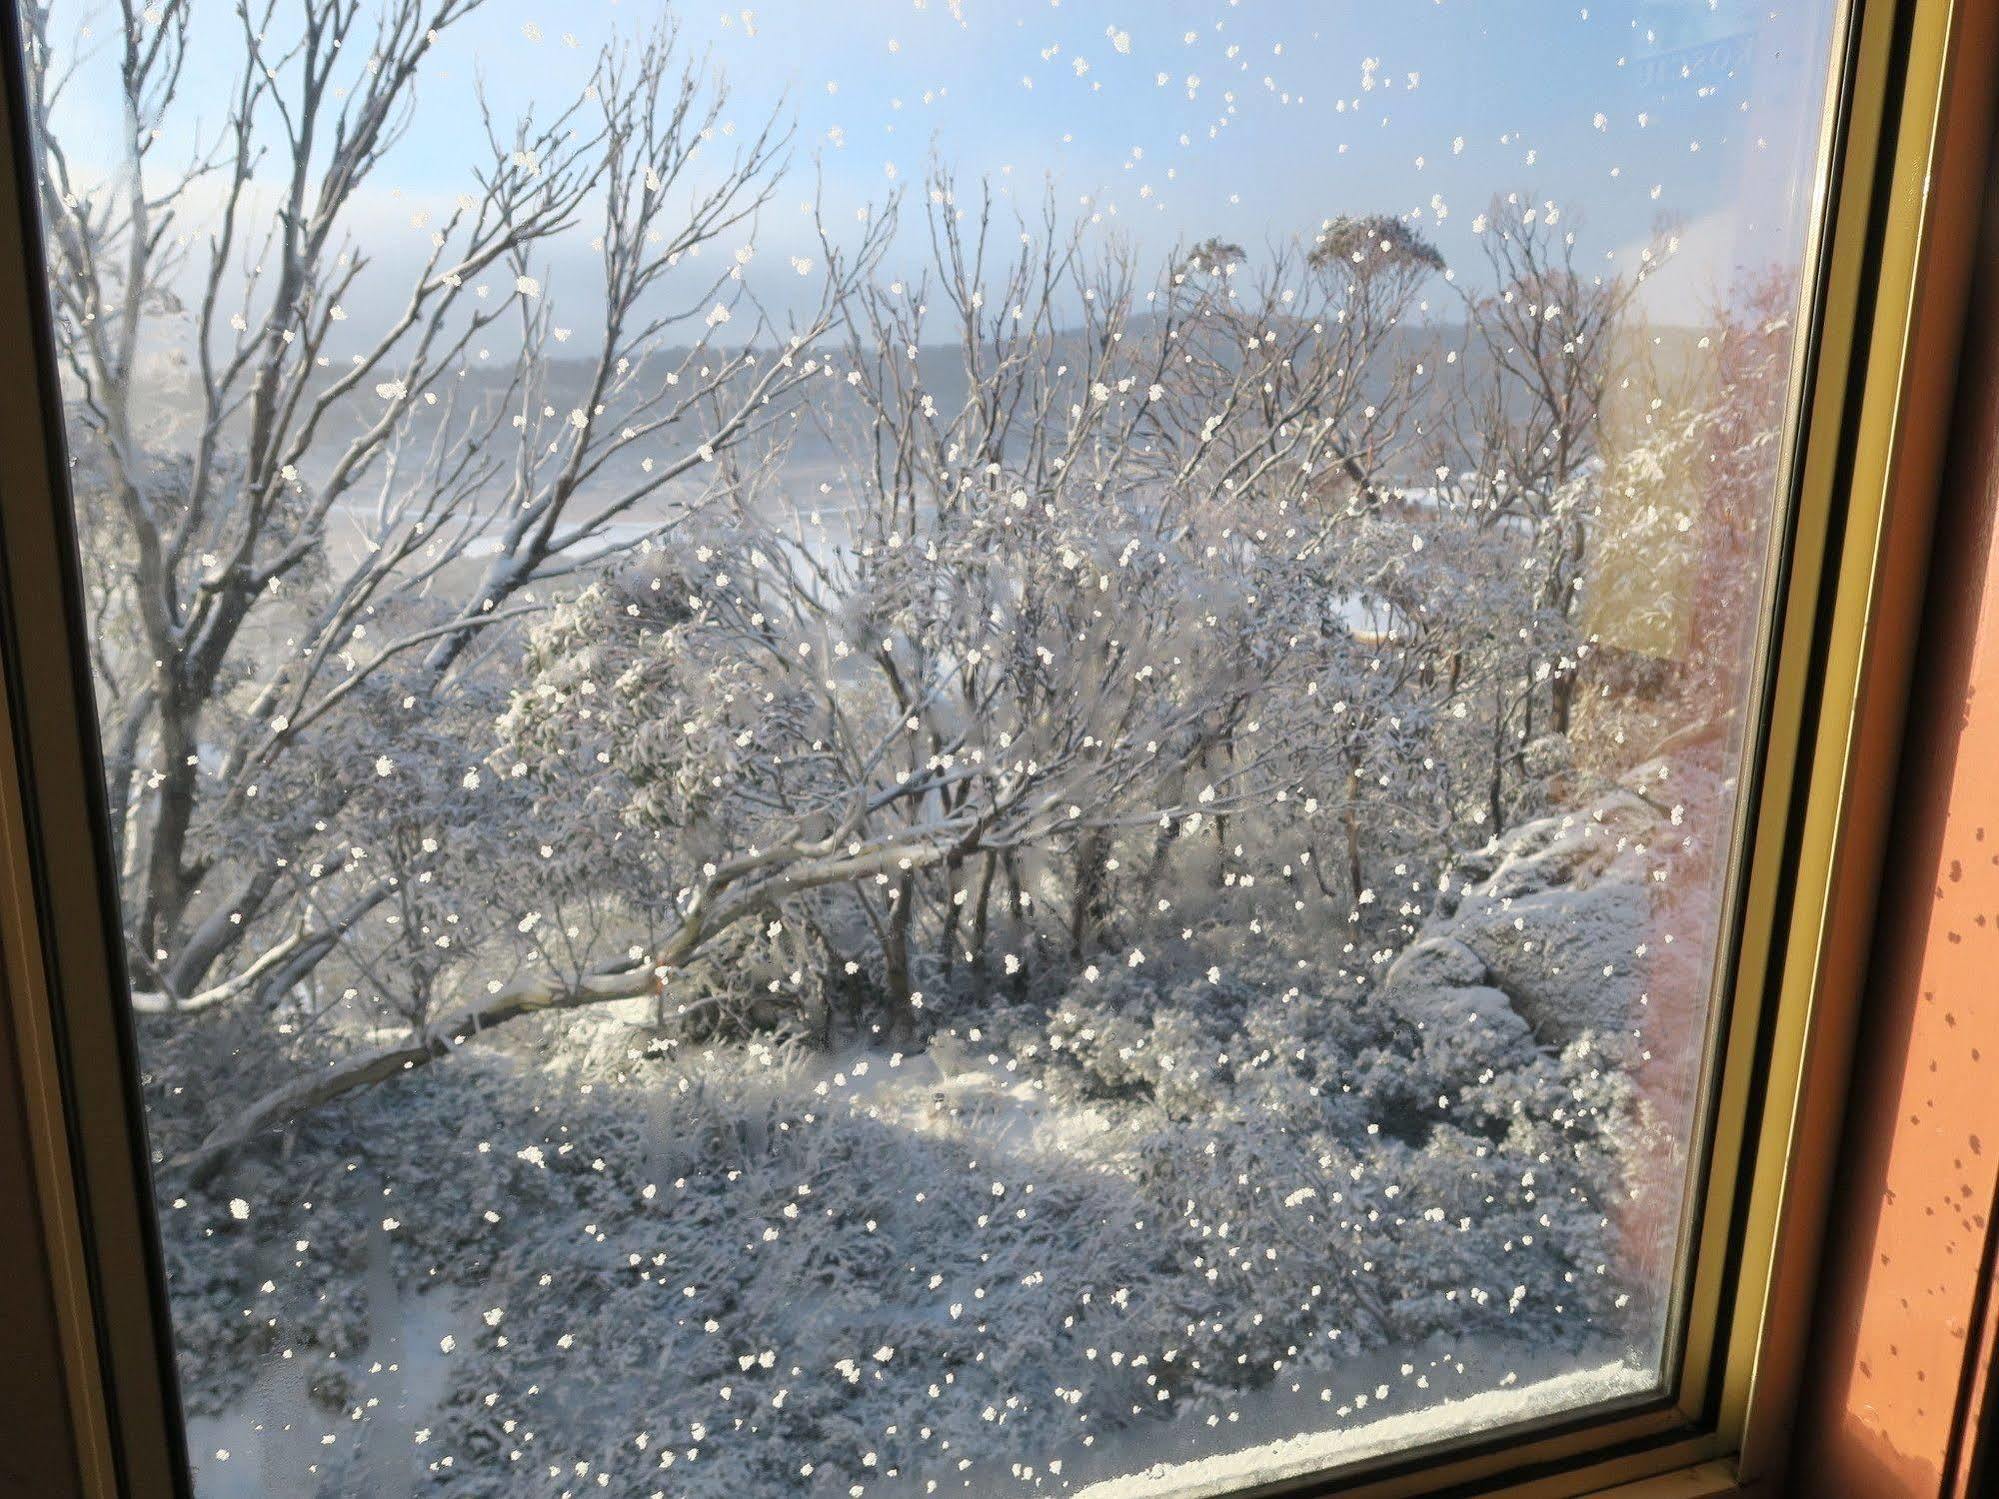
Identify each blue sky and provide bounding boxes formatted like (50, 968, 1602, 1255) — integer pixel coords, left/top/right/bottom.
(45, 0, 1842, 331)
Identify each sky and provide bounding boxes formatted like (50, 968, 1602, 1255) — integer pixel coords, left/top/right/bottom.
(41, 0, 1844, 334)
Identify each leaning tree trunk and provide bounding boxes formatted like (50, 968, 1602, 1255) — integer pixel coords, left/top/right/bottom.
(175, 830, 974, 1178)
(177, 957, 665, 1180)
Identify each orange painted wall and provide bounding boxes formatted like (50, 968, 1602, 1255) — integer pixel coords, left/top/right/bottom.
(1791, 134, 1999, 1496)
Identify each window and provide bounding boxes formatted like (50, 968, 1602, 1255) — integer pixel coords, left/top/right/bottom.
(0, 0, 1964, 1496)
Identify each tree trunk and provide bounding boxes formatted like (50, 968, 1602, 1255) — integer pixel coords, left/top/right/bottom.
(163, 862, 283, 998)
(1343, 762, 1365, 910)
(1067, 828, 1110, 962)
(139, 694, 202, 961)
(883, 873, 915, 1040)
(1003, 853, 1030, 1001)
(100, 690, 152, 894)
(1550, 666, 1576, 738)
(937, 852, 965, 982)
(968, 852, 998, 1000)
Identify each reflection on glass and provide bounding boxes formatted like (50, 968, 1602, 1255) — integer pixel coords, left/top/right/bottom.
(17, 0, 1840, 1492)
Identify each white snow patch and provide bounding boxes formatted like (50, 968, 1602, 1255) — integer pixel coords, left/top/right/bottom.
(1074, 1361, 1657, 1499)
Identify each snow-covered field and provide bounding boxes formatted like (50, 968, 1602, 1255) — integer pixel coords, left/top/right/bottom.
(152, 781, 1692, 1499)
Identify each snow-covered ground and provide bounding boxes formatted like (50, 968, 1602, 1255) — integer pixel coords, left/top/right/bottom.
(146, 775, 1696, 1498)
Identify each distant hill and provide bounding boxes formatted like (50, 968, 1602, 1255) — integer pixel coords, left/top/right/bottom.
(105, 315, 1712, 535)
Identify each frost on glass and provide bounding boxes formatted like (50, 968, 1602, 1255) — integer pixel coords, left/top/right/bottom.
(21, 0, 1837, 1493)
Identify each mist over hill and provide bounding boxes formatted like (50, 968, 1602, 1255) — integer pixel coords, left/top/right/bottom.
(115, 315, 1708, 556)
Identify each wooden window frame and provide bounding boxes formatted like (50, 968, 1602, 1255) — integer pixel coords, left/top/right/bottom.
(0, 0, 1993, 1494)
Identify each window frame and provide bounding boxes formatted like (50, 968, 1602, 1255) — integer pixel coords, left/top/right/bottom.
(0, 0, 1986, 1494)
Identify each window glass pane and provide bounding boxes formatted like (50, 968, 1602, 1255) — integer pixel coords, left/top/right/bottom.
(17, 0, 1842, 1492)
